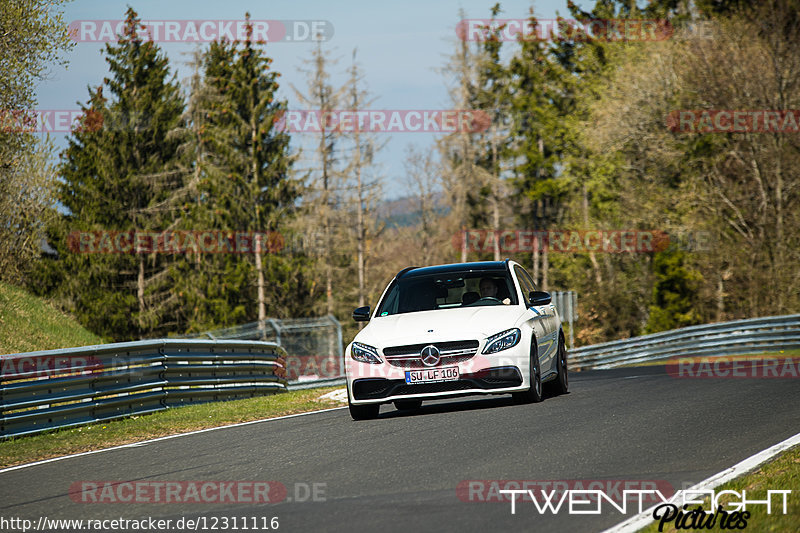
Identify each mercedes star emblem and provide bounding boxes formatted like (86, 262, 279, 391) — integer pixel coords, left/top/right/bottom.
(420, 344, 441, 366)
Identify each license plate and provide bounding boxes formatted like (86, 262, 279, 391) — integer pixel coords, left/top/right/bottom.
(404, 366, 460, 384)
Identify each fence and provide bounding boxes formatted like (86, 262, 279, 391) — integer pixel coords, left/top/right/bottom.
(0, 339, 286, 439)
(568, 314, 800, 370)
(188, 315, 344, 385)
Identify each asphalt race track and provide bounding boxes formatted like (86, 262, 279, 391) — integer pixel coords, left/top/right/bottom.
(2, 365, 799, 532)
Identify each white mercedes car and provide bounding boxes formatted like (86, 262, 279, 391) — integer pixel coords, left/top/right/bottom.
(345, 260, 568, 420)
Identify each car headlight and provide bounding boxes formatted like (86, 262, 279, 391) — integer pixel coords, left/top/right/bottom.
(351, 342, 383, 364)
(482, 328, 521, 354)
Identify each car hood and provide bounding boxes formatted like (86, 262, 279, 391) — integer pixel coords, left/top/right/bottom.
(354, 305, 527, 346)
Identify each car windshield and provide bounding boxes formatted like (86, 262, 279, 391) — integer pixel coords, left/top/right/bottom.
(375, 271, 518, 316)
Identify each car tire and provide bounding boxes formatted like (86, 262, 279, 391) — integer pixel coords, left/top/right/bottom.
(513, 341, 543, 404)
(548, 333, 569, 396)
(348, 397, 379, 420)
(394, 399, 422, 411)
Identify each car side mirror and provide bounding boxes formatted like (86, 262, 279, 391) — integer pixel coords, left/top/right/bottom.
(353, 306, 371, 322)
(528, 291, 551, 306)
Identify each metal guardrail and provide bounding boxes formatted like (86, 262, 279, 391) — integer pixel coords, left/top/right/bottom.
(569, 314, 800, 370)
(0, 339, 287, 439)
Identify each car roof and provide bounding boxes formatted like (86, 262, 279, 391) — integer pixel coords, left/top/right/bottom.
(398, 261, 512, 279)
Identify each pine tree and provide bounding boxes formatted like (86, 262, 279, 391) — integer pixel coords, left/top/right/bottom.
(39, 8, 186, 340)
(177, 14, 311, 331)
(645, 249, 702, 333)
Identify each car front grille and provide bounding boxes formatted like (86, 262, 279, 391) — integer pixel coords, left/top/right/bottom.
(383, 340, 479, 368)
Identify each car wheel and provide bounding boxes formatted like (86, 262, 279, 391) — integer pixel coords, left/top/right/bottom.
(394, 399, 422, 411)
(348, 397, 379, 420)
(549, 334, 569, 395)
(513, 341, 543, 404)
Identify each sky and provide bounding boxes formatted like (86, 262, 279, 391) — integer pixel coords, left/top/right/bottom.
(35, 0, 596, 199)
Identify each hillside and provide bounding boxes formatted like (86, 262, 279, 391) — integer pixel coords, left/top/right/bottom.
(378, 192, 449, 228)
(0, 282, 104, 355)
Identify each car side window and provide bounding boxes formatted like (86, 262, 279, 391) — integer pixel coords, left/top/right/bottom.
(514, 265, 534, 306)
(519, 267, 538, 293)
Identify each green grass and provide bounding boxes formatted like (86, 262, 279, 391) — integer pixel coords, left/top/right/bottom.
(0, 281, 104, 355)
(618, 348, 800, 368)
(0, 386, 346, 468)
(638, 446, 800, 532)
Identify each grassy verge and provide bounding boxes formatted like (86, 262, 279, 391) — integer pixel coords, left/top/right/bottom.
(638, 445, 800, 532)
(0, 386, 346, 469)
(618, 348, 800, 368)
(0, 281, 104, 355)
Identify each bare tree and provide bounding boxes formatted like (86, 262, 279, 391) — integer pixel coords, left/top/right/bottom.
(404, 145, 443, 266)
(0, 137, 58, 284)
(436, 12, 493, 263)
(342, 49, 384, 310)
(292, 41, 346, 316)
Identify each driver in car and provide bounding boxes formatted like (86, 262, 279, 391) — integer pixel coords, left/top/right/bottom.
(479, 277, 498, 298)
(479, 277, 511, 305)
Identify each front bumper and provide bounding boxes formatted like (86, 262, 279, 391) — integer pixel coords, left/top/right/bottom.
(345, 334, 532, 405)
(350, 366, 523, 401)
